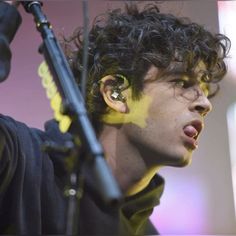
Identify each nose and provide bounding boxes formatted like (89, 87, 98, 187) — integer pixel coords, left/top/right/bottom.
(189, 90, 212, 117)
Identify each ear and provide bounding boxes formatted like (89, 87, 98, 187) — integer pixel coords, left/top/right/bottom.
(100, 75, 128, 113)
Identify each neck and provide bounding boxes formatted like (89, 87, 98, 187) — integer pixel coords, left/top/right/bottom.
(99, 124, 160, 197)
(125, 166, 160, 196)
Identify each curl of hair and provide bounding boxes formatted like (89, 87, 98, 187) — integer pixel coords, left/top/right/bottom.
(62, 3, 231, 129)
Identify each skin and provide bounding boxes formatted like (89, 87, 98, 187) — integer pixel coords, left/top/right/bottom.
(99, 62, 212, 196)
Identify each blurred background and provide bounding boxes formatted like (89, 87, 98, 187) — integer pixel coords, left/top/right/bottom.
(0, 0, 236, 234)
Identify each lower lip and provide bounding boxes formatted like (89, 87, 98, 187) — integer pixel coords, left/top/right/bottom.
(183, 135, 198, 150)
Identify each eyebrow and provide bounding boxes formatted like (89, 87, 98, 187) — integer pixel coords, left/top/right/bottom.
(163, 68, 210, 83)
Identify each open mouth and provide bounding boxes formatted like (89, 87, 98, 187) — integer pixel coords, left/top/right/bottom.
(183, 120, 203, 140)
(183, 120, 203, 149)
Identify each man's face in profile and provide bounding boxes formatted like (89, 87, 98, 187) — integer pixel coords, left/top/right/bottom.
(102, 62, 212, 169)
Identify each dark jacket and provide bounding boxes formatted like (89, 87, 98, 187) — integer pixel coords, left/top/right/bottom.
(0, 1, 21, 82)
(0, 3, 164, 235)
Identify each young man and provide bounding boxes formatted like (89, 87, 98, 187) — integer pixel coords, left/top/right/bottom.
(0, 1, 230, 235)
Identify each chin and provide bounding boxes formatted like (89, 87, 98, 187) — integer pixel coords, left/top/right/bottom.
(176, 157, 192, 167)
(165, 150, 193, 167)
(176, 153, 193, 167)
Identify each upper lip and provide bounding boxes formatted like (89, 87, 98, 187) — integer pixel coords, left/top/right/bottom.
(184, 120, 203, 140)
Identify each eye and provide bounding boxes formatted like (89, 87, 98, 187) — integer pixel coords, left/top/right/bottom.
(171, 79, 191, 89)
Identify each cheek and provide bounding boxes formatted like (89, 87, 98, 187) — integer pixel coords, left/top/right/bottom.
(147, 101, 184, 138)
(124, 94, 153, 128)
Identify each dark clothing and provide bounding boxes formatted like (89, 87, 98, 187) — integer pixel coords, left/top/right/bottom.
(0, 115, 68, 234)
(0, 3, 164, 235)
(0, 115, 164, 235)
(0, 1, 21, 82)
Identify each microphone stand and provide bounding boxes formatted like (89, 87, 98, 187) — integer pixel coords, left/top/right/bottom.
(21, 1, 122, 235)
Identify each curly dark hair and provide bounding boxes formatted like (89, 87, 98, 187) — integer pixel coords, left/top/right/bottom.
(62, 3, 230, 129)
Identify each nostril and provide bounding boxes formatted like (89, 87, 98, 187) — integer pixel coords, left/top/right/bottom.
(195, 105, 210, 117)
(195, 105, 205, 112)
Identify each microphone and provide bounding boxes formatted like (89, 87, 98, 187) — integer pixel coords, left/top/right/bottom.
(21, 1, 42, 13)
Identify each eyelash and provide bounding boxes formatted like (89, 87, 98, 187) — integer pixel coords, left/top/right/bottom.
(171, 79, 191, 89)
(171, 78, 210, 97)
